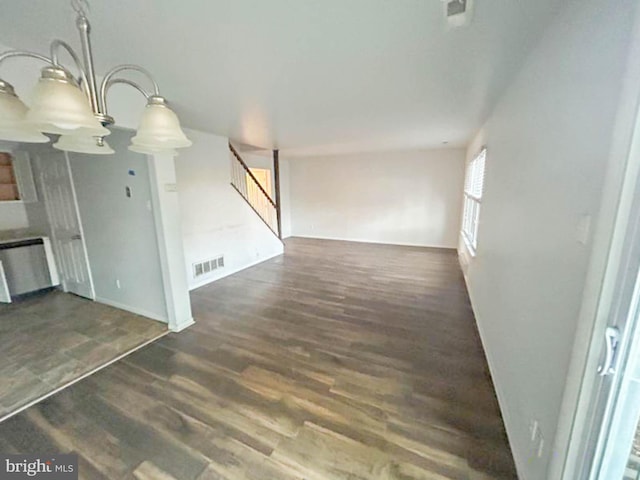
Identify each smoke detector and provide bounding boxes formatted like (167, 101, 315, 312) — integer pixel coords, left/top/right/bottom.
(443, 0, 474, 28)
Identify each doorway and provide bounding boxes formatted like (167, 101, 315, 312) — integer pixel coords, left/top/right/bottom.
(560, 68, 640, 479)
(36, 150, 95, 299)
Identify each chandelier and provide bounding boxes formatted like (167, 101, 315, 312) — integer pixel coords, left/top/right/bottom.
(0, 0, 191, 155)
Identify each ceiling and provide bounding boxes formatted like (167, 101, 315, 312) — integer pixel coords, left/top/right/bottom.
(0, 0, 560, 156)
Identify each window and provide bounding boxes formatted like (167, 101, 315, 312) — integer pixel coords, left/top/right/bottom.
(461, 147, 486, 255)
(0, 152, 19, 201)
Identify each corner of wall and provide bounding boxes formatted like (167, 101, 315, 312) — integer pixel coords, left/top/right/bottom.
(458, 242, 526, 480)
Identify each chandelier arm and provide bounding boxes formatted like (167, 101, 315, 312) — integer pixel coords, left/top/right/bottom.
(106, 79, 151, 99)
(0, 50, 54, 68)
(49, 40, 90, 95)
(100, 78, 151, 118)
(99, 64, 160, 112)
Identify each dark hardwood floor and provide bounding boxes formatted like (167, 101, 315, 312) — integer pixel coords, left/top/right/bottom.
(0, 237, 517, 479)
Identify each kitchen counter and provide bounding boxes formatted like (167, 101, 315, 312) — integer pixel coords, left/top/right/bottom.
(0, 229, 49, 244)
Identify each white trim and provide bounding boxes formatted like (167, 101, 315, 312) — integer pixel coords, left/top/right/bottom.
(41, 237, 60, 287)
(147, 152, 176, 325)
(12, 151, 38, 203)
(289, 234, 458, 250)
(0, 329, 168, 424)
(189, 250, 284, 291)
(63, 152, 96, 300)
(460, 230, 477, 257)
(145, 150, 194, 331)
(95, 296, 168, 323)
(171, 317, 195, 332)
(0, 260, 11, 303)
(459, 261, 526, 480)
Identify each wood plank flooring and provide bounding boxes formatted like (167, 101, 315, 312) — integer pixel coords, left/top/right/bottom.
(0, 290, 167, 420)
(0, 238, 517, 479)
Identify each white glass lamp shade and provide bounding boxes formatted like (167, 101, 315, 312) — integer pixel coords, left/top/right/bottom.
(0, 83, 50, 143)
(26, 67, 110, 137)
(53, 135, 114, 155)
(130, 97, 192, 151)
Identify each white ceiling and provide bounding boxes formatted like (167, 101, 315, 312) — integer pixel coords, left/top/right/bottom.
(0, 0, 560, 156)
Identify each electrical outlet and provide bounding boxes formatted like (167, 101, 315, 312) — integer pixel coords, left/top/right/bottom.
(115, 279, 121, 289)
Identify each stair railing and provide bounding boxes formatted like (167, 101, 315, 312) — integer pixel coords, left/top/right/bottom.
(229, 142, 280, 239)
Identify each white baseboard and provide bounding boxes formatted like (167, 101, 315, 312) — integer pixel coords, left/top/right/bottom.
(291, 234, 457, 250)
(188, 250, 283, 291)
(95, 297, 168, 324)
(171, 317, 195, 332)
(458, 262, 526, 480)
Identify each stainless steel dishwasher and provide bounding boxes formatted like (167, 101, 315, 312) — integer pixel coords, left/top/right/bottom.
(0, 238, 53, 297)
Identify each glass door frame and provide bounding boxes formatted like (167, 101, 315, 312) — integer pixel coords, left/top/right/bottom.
(559, 97, 640, 479)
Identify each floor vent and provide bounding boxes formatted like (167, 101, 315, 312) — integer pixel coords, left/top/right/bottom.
(193, 255, 224, 278)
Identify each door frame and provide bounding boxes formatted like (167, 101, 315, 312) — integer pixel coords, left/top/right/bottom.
(38, 150, 96, 300)
(551, 7, 640, 477)
(573, 167, 640, 479)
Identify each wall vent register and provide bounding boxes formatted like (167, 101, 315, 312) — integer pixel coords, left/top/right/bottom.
(193, 256, 224, 278)
(445, 0, 474, 27)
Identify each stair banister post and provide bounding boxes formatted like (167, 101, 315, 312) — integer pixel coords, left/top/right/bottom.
(273, 149, 282, 240)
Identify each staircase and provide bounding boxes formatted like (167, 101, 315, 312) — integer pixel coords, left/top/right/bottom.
(229, 142, 281, 239)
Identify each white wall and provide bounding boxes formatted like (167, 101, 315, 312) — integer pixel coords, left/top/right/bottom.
(0, 141, 30, 231)
(458, 0, 639, 479)
(288, 148, 465, 248)
(70, 129, 168, 322)
(147, 151, 194, 331)
(175, 129, 284, 291)
(0, 202, 28, 230)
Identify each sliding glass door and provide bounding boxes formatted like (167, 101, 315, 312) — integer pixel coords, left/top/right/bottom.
(569, 170, 640, 480)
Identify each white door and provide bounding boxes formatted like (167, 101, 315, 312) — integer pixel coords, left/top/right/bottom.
(37, 152, 95, 300)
